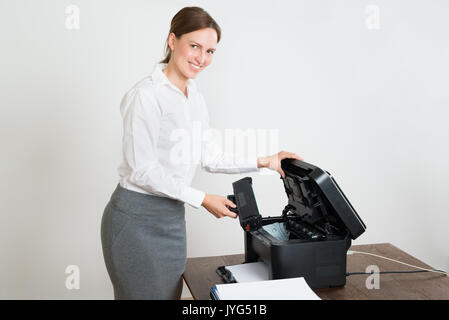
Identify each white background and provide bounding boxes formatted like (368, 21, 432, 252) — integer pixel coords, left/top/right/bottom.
(0, 0, 448, 299)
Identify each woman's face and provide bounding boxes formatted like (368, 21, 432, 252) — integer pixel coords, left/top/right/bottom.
(168, 28, 217, 79)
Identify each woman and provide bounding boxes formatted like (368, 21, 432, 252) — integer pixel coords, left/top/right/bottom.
(101, 6, 303, 300)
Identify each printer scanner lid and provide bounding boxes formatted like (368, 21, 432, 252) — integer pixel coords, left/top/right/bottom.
(280, 159, 366, 240)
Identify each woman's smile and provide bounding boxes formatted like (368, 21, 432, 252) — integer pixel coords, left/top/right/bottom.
(189, 62, 202, 72)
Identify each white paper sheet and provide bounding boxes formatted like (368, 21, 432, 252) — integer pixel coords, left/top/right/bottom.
(214, 276, 321, 300)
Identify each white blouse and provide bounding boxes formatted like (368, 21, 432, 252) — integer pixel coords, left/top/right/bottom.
(118, 63, 260, 209)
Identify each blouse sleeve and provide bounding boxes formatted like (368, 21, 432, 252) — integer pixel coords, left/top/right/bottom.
(121, 87, 205, 208)
(199, 95, 261, 174)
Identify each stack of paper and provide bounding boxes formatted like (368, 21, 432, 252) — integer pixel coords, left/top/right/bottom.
(212, 277, 321, 300)
(212, 262, 321, 300)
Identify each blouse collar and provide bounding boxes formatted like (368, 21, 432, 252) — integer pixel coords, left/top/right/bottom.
(151, 63, 198, 96)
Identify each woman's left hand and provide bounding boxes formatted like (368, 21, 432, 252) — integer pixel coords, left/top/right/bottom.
(257, 151, 304, 178)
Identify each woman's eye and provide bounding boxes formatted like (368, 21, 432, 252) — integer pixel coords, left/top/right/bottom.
(191, 44, 198, 49)
(207, 50, 215, 55)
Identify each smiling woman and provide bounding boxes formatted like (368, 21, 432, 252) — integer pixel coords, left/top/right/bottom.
(160, 7, 221, 96)
(100, 6, 302, 300)
(162, 28, 218, 96)
(160, 7, 221, 64)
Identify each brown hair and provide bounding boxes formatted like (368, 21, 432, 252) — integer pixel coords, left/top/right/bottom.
(160, 7, 221, 64)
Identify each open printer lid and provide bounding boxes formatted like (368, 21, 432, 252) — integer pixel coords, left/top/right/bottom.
(280, 158, 366, 240)
(231, 159, 366, 240)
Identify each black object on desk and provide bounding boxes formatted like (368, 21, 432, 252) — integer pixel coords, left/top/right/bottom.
(216, 266, 237, 283)
(226, 159, 367, 289)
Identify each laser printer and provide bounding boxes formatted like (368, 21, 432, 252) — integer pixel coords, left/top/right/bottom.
(226, 159, 367, 289)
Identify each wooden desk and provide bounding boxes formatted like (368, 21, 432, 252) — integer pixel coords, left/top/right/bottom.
(183, 243, 449, 300)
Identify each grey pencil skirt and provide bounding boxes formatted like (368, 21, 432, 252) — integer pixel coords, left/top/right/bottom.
(101, 183, 186, 300)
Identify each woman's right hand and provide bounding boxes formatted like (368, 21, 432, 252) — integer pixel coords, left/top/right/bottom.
(201, 194, 238, 219)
